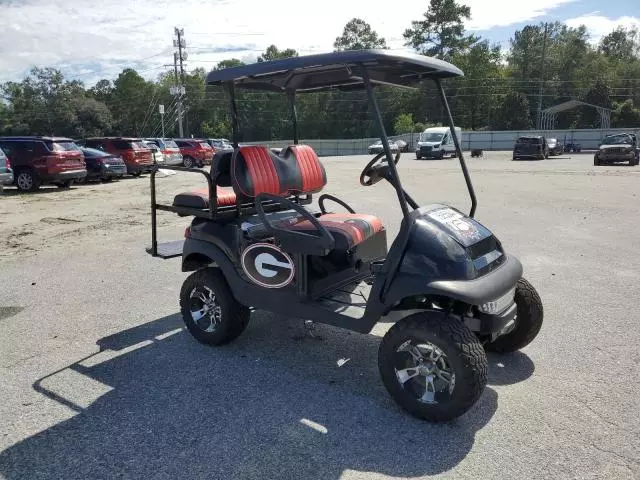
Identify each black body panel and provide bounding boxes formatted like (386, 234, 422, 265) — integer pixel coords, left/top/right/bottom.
(381, 204, 514, 307)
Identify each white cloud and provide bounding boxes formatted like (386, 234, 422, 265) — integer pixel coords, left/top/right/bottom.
(0, 0, 580, 83)
(565, 13, 640, 43)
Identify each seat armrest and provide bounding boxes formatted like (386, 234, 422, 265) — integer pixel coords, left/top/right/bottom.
(255, 193, 335, 256)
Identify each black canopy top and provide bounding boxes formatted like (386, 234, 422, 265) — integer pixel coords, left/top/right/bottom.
(206, 49, 464, 93)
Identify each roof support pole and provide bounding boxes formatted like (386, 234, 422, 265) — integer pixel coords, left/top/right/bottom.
(287, 90, 299, 145)
(359, 64, 410, 220)
(435, 78, 477, 218)
(225, 82, 240, 147)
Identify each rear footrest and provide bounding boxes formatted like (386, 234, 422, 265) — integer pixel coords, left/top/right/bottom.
(146, 240, 184, 259)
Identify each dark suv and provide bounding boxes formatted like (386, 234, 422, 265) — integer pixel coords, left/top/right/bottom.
(82, 137, 153, 176)
(594, 133, 638, 166)
(513, 136, 549, 160)
(0, 137, 86, 192)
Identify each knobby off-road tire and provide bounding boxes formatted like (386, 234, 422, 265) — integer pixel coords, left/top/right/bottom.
(486, 278, 543, 353)
(180, 267, 250, 346)
(378, 312, 488, 422)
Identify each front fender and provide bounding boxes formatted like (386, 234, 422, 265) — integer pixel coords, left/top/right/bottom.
(384, 254, 523, 307)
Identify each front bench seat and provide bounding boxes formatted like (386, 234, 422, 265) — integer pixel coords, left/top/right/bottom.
(287, 213, 384, 250)
(232, 145, 385, 250)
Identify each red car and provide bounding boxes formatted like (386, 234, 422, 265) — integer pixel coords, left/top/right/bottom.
(82, 137, 153, 176)
(0, 136, 86, 191)
(174, 139, 214, 168)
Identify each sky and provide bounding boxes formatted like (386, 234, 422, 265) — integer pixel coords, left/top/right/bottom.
(0, 0, 638, 85)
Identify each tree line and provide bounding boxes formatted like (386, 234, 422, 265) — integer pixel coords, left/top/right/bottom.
(1, 0, 640, 140)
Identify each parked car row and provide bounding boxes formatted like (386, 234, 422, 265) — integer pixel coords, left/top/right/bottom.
(0, 135, 233, 192)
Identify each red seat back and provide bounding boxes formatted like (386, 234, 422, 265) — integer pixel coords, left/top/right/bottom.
(231, 145, 326, 199)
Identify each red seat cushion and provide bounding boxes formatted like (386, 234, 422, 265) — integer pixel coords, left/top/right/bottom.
(173, 187, 236, 209)
(287, 213, 384, 250)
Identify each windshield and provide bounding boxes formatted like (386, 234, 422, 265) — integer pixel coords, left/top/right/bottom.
(132, 141, 149, 150)
(50, 141, 80, 152)
(421, 133, 444, 142)
(199, 142, 211, 149)
(164, 140, 179, 149)
(548, 138, 557, 144)
(602, 135, 632, 145)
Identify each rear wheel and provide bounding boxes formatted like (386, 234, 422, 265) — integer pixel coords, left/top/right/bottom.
(594, 155, 600, 166)
(180, 268, 250, 346)
(130, 171, 142, 177)
(183, 156, 195, 168)
(485, 278, 543, 353)
(379, 312, 488, 422)
(15, 170, 40, 192)
(57, 180, 72, 189)
(416, 154, 421, 160)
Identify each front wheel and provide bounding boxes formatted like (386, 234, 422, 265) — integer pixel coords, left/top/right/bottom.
(379, 313, 488, 422)
(180, 268, 250, 346)
(485, 278, 543, 353)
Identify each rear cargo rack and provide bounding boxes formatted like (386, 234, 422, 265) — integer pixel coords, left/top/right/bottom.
(148, 165, 312, 258)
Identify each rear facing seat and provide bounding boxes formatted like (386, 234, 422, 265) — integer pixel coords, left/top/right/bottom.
(173, 186, 236, 209)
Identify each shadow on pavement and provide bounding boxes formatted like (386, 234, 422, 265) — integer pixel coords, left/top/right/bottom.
(0, 312, 511, 480)
(487, 351, 535, 386)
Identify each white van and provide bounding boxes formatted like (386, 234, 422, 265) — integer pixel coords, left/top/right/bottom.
(416, 126, 461, 159)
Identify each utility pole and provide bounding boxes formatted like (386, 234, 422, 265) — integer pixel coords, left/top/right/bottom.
(171, 51, 184, 137)
(174, 27, 188, 137)
(536, 22, 549, 130)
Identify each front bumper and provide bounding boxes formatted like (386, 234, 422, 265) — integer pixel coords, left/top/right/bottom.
(418, 146, 443, 158)
(597, 152, 635, 162)
(465, 302, 517, 335)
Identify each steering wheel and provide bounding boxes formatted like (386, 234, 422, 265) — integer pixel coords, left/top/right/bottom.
(359, 151, 401, 186)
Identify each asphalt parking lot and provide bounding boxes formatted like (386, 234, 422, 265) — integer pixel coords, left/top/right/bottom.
(1, 150, 639, 479)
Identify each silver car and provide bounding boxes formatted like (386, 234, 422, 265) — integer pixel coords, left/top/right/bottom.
(144, 138, 184, 166)
(0, 146, 13, 190)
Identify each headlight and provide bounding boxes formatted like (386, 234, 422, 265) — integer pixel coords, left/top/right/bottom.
(479, 288, 515, 314)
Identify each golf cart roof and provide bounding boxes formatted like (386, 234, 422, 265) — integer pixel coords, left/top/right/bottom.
(206, 50, 464, 93)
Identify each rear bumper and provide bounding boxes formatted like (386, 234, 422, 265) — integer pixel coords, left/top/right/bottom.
(0, 171, 13, 185)
(127, 163, 153, 174)
(46, 169, 87, 182)
(101, 165, 127, 177)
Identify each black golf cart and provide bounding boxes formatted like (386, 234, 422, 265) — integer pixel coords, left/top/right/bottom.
(147, 50, 543, 422)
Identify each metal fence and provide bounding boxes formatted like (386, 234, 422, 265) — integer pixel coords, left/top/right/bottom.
(244, 128, 640, 157)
